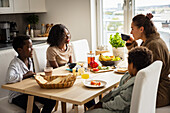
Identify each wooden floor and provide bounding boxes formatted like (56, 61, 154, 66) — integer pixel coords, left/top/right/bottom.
(53, 102, 85, 113)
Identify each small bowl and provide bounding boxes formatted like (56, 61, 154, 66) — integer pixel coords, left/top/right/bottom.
(68, 63, 77, 69)
(100, 60, 121, 66)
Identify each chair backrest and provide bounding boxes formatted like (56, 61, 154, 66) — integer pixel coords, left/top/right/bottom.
(0, 49, 17, 98)
(32, 44, 49, 72)
(71, 39, 90, 63)
(130, 60, 163, 113)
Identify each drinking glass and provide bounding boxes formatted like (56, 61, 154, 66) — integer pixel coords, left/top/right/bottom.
(44, 67, 53, 76)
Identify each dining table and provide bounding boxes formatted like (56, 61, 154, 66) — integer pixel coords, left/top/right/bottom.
(1, 66, 124, 113)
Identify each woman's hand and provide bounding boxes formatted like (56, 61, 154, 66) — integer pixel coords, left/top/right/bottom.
(126, 37, 134, 43)
(49, 61, 59, 68)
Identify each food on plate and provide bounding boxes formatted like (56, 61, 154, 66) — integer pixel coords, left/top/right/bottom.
(34, 75, 48, 84)
(97, 66, 110, 70)
(117, 68, 128, 73)
(90, 61, 99, 68)
(92, 68, 99, 71)
(91, 80, 101, 86)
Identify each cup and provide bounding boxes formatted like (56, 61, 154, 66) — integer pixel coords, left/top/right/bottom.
(44, 67, 53, 76)
(121, 33, 130, 41)
(81, 69, 90, 79)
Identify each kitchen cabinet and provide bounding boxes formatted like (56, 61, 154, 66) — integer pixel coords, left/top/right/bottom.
(0, 0, 46, 14)
(13, 0, 29, 13)
(30, 0, 46, 13)
(0, 0, 13, 14)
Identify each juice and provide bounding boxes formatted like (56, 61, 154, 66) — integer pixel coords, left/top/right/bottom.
(88, 57, 95, 67)
(81, 73, 89, 79)
(87, 51, 95, 68)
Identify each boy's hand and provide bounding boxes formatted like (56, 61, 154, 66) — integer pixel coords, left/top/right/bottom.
(23, 71, 36, 79)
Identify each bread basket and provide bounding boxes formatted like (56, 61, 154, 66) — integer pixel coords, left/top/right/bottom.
(34, 74, 76, 89)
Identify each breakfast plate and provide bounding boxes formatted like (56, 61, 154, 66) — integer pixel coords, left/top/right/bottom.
(114, 68, 128, 74)
(83, 79, 107, 88)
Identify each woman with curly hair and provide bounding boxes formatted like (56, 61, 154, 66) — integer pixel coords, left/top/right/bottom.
(46, 24, 73, 68)
(126, 13, 170, 107)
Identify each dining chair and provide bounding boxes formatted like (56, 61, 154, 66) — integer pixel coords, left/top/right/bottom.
(130, 60, 163, 113)
(71, 39, 90, 63)
(0, 49, 25, 113)
(156, 105, 170, 113)
(32, 43, 59, 111)
(32, 43, 49, 72)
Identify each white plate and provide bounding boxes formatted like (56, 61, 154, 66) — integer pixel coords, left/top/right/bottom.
(83, 80, 107, 88)
(114, 69, 127, 74)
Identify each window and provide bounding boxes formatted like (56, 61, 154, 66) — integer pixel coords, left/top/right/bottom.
(97, 0, 170, 51)
(97, 0, 133, 51)
(135, 0, 170, 50)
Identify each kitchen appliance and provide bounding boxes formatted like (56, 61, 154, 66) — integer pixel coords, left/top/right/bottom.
(0, 21, 11, 43)
(10, 22, 19, 38)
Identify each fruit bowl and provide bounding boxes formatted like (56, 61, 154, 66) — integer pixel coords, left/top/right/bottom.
(100, 60, 121, 66)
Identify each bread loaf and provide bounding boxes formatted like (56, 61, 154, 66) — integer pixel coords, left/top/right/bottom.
(117, 68, 128, 73)
(34, 75, 48, 84)
(47, 77, 64, 84)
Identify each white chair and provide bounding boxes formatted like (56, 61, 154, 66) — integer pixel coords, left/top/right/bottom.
(32, 43, 59, 111)
(32, 44, 49, 72)
(130, 60, 163, 113)
(0, 49, 25, 113)
(71, 39, 90, 63)
(156, 106, 170, 113)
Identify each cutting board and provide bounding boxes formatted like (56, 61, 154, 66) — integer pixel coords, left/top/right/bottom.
(90, 69, 114, 73)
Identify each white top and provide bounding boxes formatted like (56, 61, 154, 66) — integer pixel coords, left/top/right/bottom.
(6, 56, 34, 103)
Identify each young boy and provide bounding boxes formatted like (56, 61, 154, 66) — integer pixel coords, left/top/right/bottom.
(86, 46, 153, 113)
(6, 36, 56, 113)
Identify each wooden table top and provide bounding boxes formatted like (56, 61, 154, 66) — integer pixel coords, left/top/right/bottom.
(2, 66, 123, 105)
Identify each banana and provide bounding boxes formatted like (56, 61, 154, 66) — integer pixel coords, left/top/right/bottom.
(99, 54, 112, 61)
(99, 54, 103, 61)
(101, 54, 110, 61)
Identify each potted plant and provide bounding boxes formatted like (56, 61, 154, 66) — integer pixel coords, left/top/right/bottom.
(27, 14, 39, 29)
(27, 14, 40, 37)
(109, 32, 126, 60)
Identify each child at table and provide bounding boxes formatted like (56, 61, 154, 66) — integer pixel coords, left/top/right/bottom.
(46, 24, 73, 68)
(6, 36, 56, 113)
(85, 46, 153, 113)
(47, 24, 95, 108)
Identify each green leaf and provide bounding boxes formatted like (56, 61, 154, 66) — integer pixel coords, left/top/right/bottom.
(109, 32, 125, 48)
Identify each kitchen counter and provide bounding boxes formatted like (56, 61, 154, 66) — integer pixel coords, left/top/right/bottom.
(0, 39, 47, 50)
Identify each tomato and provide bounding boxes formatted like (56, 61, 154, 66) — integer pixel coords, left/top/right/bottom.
(91, 80, 101, 86)
(91, 80, 96, 85)
(90, 61, 99, 68)
(93, 68, 99, 71)
(96, 82, 101, 86)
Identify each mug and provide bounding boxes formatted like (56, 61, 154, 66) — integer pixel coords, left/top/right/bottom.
(121, 34, 130, 41)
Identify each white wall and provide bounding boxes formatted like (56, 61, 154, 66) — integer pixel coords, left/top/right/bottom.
(38, 0, 92, 49)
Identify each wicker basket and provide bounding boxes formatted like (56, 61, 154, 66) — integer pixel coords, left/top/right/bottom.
(35, 75, 76, 89)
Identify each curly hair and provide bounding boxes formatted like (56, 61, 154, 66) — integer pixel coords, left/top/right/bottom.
(128, 46, 153, 71)
(12, 35, 30, 52)
(132, 14, 158, 38)
(47, 24, 69, 47)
